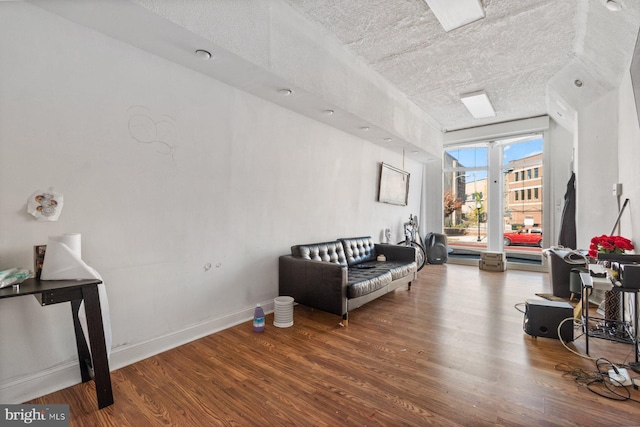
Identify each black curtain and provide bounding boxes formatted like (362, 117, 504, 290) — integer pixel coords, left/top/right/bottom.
(558, 172, 576, 249)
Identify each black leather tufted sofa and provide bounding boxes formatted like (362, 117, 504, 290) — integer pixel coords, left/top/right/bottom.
(279, 236, 417, 325)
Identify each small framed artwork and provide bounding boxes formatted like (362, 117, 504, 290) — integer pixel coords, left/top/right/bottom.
(378, 162, 410, 206)
(34, 245, 46, 279)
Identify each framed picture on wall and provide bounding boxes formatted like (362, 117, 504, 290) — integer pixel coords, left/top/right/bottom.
(378, 162, 410, 206)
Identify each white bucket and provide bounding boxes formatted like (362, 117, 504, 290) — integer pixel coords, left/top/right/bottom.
(273, 296, 294, 328)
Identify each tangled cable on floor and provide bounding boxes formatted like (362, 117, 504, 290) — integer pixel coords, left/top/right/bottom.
(555, 359, 640, 403)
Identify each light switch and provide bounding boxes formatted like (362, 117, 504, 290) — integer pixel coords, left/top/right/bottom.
(612, 183, 622, 196)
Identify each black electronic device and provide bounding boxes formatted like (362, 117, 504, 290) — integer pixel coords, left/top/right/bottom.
(621, 264, 640, 289)
(597, 253, 640, 264)
(425, 232, 448, 264)
(523, 299, 574, 342)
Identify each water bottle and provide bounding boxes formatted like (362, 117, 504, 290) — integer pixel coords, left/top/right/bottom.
(253, 303, 265, 332)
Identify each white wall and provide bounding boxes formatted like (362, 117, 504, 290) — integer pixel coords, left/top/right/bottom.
(0, 4, 423, 402)
(422, 160, 443, 234)
(575, 75, 640, 249)
(617, 72, 640, 243)
(575, 90, 620, 248)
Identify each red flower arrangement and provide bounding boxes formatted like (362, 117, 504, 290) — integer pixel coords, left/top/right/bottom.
(588, 235, 634, 258)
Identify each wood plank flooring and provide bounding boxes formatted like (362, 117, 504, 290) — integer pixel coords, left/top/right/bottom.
(29, 264, 640, 426)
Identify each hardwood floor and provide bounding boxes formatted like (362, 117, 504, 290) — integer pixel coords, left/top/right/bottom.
(29, 264, 640, 426)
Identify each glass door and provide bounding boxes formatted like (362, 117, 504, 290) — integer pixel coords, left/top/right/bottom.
(443, 145, 488, 259)
(502, 136, 544, 265)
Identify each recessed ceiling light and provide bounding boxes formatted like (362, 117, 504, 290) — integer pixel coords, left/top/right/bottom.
(278, 88, 293, 96)
(360, 126, 370, 131)
(574, 79, 583, 88)
(323, 110, 334, 116)
(384, 137, 392, 142)
(194, 49, 212, 60)
(606, 0, 621, 11)
(460, 90, 496, 119)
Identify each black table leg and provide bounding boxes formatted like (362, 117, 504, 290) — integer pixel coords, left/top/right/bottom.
(635, 291, 639, 364)
(81, 284, 113, 409)
(583, 284, 590, 356)
(71, 299, 92, 383)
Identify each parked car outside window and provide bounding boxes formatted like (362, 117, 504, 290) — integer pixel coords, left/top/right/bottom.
(503, 228, 542, 247)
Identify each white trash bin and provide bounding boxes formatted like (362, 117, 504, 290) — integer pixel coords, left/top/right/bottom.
(273, 296, 294, 328)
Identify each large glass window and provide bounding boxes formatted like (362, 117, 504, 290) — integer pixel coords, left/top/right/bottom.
(444, 134, 544, 266)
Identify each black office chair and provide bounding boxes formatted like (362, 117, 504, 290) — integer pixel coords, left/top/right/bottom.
(544, 247, 587, 298)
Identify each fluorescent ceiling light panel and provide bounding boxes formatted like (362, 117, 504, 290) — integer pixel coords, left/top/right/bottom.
(423, 0, 485, 32)
(460, 91, 496, 119)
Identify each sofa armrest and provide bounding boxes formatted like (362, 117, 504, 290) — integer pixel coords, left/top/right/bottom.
(279, 255, 348, 316)
(375, 243, 416, 263)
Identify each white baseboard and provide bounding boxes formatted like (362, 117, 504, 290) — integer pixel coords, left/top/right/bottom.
(507, 261, 548, 273)
(0, 300, 274, 404)
(0, 362, 82, 406)
(446, 257, 479, 267)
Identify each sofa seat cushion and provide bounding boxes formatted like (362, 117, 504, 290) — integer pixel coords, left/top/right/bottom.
(384, 261, 418, 280)
(347, 268, 392, 298)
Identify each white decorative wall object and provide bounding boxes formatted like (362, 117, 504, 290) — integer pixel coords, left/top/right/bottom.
(27, 188, 63, 221)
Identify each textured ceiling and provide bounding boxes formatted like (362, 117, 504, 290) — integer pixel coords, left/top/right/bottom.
(25, 0, 640, 153)
(282, 0, 639, 132)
